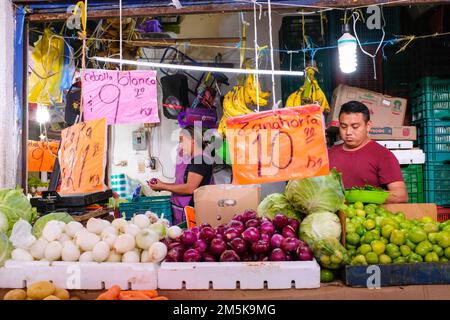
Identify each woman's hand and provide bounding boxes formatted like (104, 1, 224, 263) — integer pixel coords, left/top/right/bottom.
(148, 179, 165, 191)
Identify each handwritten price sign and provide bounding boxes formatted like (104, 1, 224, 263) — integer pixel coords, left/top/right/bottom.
(59, 118, 107, 195)
(28, 140, 60, 172)
(82, 69, 160, 125)
(226, 105, 329, 184)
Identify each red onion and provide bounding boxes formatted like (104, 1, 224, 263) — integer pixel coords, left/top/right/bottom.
(168, 242, 185, 251)
(260, 221, 275, 235)
(220, 250, 241, 262)
(260, 233, 270, 242)
(258, 255, 269, 262)
(245, 219, 260, 229)
(202, 252, 217, 262)
(242, 227, 260, 243)
(200, 223, 212, 229)
(297, 244, 314, 261)
(288, 218, 300, 233)
(270, 234, 285, 249)
(251, 240, 270, 254)
(269, 248, 287, 261)
(228, 220, 245, 233)
(223, 228, 240, 242)
(273, 214, 289, 229)
(190, 226, 200, 235)
(199, 227, 216, 243)
(242, 210, 257, 222)
(230, 238, 247, 254)
(210, 238, 227, 255)
(282, 225, 297, 239)
(193, 239, 208, 253)
(216, 225, 226, 236)
(183, 249, 202, 262)
(181, 230, 197, 246)
(166, 247, 184, 262)
(281, 237, 300, 253)
(232, 214, 243, 222)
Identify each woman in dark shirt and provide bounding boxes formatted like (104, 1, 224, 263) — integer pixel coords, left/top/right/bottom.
(148, 126, 213, 207)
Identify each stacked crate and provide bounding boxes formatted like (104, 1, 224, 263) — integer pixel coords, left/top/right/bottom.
(410, 77, 450, 206)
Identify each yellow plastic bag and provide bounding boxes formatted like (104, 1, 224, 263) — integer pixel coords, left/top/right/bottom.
(28, 28, 65, 104)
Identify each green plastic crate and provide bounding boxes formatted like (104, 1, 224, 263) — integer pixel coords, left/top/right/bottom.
(401, 164, 424, 203)
(119, 195, 172, 224)
(415, 120, 450, 162)
(410, 77, 450, 122)
(424, 161, 450, 206)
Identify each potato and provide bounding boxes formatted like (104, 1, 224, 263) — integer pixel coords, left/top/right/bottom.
(54, 288, 70, 300)
(70, 296, 81, 300)
(4, 289, 27, 300)
(43, 295, 61, 300)
(27, 281, 56, 300)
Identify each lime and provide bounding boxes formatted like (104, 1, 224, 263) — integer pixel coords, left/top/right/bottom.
(354, 201, 364, 210)
(395, 212, 406, 220)
(356, 209, 366, 218)
(421, 216, 434, 224)
(346, 223, 356, 234)
(359, 244, 372, 255)
(440, 256, 449, 262)
(386, 243, 401, 259)
(320, 255, 331, 265)
(320, 269, 335, 283)
(330, 251, 343, 264)
(347, 207, 356, 218)
(380, 237, 389, 245)
(437, 231, 450, 248)
(365, 252, 379, 264)
(346, 243, 356, 251)
(433, 244, 444, 257)
(408, 253, 423, 263)
(376, 207, 386, 215)
(355, 225, 366, 237)
(381, 218, 398, 228)
(381, 224, 395, 239)
(400, 221, 413, 231)
(405, 239, 417, 251)
(408, 227, 427, 244)
(423, 222, 439, 234)
(445, 247, 450, 259)
(352, 254, 367, 266)
(346, 232, 361, 246)
(369, 229, 380, 238)
(365, 206, 376, 215)
(415, 240, 433, 257)
(371, 240, 386, 255)
(425, 252, 439, 263)
(393, 256, 406, 264)
(347, 249, 356, 259)
(390, 229, 406, 246)
(366, 214, 377, 221)
(399, 245, 411, 257)
(379, 254, 392, 264)
(439, 220, 450, 231)
(361, 232, 377, 245)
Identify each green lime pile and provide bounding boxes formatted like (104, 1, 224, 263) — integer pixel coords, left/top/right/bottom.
(342, 202, 450, 266)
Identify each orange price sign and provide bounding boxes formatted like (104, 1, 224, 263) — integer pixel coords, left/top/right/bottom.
(59, 118, 107, 195)
(28, 140, 60, 172)
(226, 105, 329, 184)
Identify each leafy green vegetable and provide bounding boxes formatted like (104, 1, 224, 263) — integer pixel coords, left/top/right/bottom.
(0, 211, 7, 234)
(32, 212, 74, 238)
(257, 193, 299, 220)
(349, 184, 384, 192)
(299, 211, 342, 246)
(285, 169, 345, 215)
(0, 188, 38, 235)
(27, 175, 49, 189)
(0, 232, 12, 267)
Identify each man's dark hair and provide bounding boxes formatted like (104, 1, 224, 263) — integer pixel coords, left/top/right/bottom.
(339, 101, 370, 123)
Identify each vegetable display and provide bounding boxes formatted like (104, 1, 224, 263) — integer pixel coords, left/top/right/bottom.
(285, 169, 345, 215)
(343, 202, 450, 265)
(7, 212, 170, 263)
(164, 211, 313, 262)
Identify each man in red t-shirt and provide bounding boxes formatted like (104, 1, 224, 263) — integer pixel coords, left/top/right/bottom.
(328, 101, 408, 203)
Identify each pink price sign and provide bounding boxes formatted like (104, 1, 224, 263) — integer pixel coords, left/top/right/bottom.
(81, 69, 160, 125)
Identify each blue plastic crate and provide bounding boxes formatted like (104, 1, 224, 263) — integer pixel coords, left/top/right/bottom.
(416, 120, 450, 162)
(424, 161, 450, 206)
(119, 195, 172, 224)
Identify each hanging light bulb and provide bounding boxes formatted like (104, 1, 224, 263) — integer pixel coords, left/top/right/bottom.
(36, 104, 50, 124)
(338, 24, 357, 73)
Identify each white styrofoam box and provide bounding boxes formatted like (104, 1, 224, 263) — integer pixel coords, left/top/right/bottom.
(0, 261, 158, 290)
(376, 141, 414, 149)
(158, 260, 320, 290)
(392, 149, 426, 164)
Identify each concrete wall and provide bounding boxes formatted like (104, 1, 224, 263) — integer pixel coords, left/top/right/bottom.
(0, 0, 20, 188)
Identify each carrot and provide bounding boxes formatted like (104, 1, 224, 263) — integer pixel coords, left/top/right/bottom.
(137, 290, 158, 299)
(119, 291, 152, 300)
(151, 296, 169, 300)
(96, 285, 121, 300)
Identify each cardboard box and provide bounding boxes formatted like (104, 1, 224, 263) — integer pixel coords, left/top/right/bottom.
(194, 184, 261, 227)
(392, 149, 426, 164)
(369, 126, 417, 140)
(327, 85, 407, 130)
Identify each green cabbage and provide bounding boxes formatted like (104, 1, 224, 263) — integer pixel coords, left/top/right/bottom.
(32, 212, 74, 238)
(0, 211, 7, 234)
(299, 212, 342, 247)
(0, 188, 39, 235)
(285, 169, 345, 215)
(0, 232, 12, 267)
(257, 193, 299, 220)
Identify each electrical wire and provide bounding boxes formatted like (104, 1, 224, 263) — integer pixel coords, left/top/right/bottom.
(267, 0, 277, 109)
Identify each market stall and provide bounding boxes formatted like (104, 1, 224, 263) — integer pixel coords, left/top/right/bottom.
(1, 0, 450, 301)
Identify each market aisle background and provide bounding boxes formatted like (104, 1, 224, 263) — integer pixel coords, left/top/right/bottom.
(110, 12, 286, 198)
(0, 0, 21, 189)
